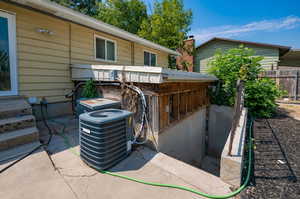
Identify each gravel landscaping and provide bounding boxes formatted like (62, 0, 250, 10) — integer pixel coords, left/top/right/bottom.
(243, 107, 300, 199)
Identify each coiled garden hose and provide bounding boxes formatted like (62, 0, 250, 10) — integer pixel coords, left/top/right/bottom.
(69, 81, 151, 145)
(55, 118, 254, 199)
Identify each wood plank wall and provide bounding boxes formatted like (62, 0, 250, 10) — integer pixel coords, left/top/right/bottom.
(137, 82, 210, 132)
(0, 2, 169, 103)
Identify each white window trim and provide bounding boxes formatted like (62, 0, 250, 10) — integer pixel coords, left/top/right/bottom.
(143, 50, 157, 67)
(94, 34, 117, 63)
(0, 11, 18, 96)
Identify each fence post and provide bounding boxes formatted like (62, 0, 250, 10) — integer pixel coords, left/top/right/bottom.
(276, 70, 280, 88)
(295, 71, 299, 101)
(228, 80, 245, 156)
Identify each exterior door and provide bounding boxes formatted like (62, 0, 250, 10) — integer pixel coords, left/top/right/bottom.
(0, 11, 17, 96)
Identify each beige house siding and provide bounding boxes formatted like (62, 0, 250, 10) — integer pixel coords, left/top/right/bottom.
(0, 2, 169, 103)
(195, 40, 280, 74)
(70, 23, 133, 66)
(134, 43, 169, 66)
(0, 2, 72, 103)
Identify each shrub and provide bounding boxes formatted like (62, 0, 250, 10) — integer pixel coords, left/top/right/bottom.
(208, 46, 263, 106)
(82, 79, 99, 98)
(208, 46, 283, 118)
(245, 78, 284, 118)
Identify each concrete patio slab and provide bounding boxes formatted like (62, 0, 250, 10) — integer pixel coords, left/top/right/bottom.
(0, 149, 77, 199)
(0, 117, 233, 199)
(47, 131, 232, 199)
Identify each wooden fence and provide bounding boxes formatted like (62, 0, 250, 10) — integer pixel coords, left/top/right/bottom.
(260, 70, 300, 100)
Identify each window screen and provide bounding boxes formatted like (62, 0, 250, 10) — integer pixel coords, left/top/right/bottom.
(106, 40, 115, 61)
(151, 53, 156, 66)
(144, 51, 156, 66)
(95, 38, 105, 60)
(144, 51, 150, 66)
(95, 36, 116, 61)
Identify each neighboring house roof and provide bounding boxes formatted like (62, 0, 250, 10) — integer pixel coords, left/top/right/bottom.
(280, 49, 300, 60)
(196, 37, 291, 56)
(9, 0, 180, 56)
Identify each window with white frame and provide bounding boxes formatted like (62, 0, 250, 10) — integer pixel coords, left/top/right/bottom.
(94, 35, 117, 62)
(144, 51, 157, 66)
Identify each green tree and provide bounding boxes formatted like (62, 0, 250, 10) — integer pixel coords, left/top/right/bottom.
(82, 79, 99, 98)
(0, 51, 9, 72)
(208, 46, 284, 118)
(138, 0, 192, 50)
(96, 0, 148, 34)
(51, 0, 101, 16)
(0, 50, 10, 91)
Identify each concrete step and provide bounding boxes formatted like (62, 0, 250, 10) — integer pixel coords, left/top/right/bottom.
(0, 141, 41, 164)
(201, 155, 220, 176)
(0, 127, 39, 151)
(138, 148, 232, 195)
(0, 115, 36, 134)
(0, 95, 26, 100)
(0, 99, 32, 119)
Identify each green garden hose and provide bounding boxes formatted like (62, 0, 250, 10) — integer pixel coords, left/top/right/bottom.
(54, 118, 253, 199)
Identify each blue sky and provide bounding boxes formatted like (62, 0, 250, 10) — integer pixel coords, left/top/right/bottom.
(144, 0, 300, 48)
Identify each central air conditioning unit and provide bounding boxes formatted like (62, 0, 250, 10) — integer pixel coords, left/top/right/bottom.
(79, 109, 133, 170)
(76, 98, 121, 116)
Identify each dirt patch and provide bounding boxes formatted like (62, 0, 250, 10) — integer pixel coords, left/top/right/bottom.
(277, 103, 300, 120)
(242, 109, 300, 199)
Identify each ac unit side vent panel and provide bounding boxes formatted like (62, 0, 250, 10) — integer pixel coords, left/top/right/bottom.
(79, 109, 133, 170)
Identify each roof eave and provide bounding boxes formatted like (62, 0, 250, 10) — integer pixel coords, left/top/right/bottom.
(10, 0, 180, 56)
